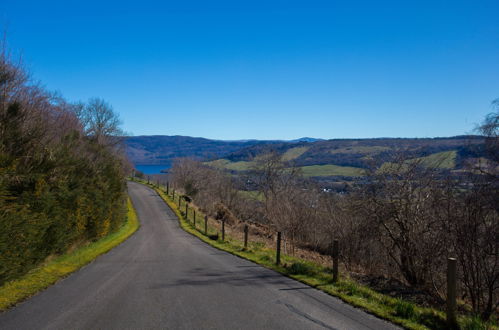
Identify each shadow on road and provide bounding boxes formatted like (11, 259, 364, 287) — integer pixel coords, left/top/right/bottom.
(148, 267, 290, 289)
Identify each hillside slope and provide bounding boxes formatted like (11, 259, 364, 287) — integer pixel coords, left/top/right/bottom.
(126, 135, 485, 175)
(125, 135, 280, 165)
(207, 136, 485, 176)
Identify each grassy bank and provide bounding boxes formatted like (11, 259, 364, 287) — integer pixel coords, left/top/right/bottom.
(0, 197, 139, 311)
(135, 179, 496, 330)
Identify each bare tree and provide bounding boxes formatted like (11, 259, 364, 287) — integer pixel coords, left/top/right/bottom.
(362, 154, 448, 287)
(251, 151, 308, 252)
(73, 98, 124, 146)
(447, 179, 499, 320)
(478, 98, 499, 164)
(449, 100, 499, 320)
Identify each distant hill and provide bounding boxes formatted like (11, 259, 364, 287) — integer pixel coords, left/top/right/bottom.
(205, 135, 486, 177)
(289, 137, 325, 143)
(125, 135, 486, 177)
(125, 135, 281, 165)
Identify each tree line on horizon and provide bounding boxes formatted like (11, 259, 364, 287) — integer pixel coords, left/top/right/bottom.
(0, 46, 129, 285)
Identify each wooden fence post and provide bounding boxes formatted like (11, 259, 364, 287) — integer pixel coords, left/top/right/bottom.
(276, 232, 282, 265)
(193, 210, 196, 227)
(172, 189, 175, 200)
(178, 196, 181, 208)
(185, 204, 188, 219)
(204, 215, 208, 235)
(221, 220, 225, 241)
(244, 224, 249, 249)
(166, 182, 169, 195)
(447, 258, 457, 329)
(332, 239, 339, 282)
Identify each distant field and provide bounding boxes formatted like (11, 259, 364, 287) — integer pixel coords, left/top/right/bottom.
(300, 164, 366, 177)
(411, 150, 457, 168)
(329, 146, 391, 154)
(225, 161, 254, 171)
(207, 158, 366, 177)
(205, 159, 254, 171)
(207, 150, 456, 177)
(282, 146, 309, 161)
(379, 150, 457, 172)
(238, 190, 264, 201)
(205, 159, 231, 169)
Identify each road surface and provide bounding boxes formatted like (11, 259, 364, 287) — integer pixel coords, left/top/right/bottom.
(0, 181, 399, 329)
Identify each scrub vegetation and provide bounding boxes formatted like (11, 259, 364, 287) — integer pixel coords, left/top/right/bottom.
(136, 178, 497, 329)
(0, 198, 138, 311)
(159, 107, 498, 327)
(0, 45, 130, 286)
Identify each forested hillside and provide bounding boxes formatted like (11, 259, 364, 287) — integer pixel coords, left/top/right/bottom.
(219, 136, 484, 168)
(125, 135, 280, 165)
(126, 135, 486, 180)
(0, 49, 128, 284)
(203, 136, 487, 182)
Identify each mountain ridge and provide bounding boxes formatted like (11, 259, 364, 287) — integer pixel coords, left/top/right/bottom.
(125, 135, 484, 171)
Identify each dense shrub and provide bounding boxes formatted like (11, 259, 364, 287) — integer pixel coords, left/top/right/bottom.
(0, 48, 127, 284)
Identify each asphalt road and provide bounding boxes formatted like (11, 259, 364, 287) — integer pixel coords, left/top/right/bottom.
(0, 181, 400, 330)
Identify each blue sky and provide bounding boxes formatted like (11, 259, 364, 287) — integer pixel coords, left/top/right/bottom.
(1, 0, 498, 140)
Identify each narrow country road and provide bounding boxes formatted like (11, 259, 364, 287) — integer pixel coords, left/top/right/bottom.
(0, 181, 399, 329)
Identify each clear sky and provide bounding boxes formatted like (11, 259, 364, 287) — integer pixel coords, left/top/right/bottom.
(1, 0, 498, 140)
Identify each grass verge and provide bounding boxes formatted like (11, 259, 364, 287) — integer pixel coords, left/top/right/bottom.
(134, 178, 497, 330)
(0, 197, 140, 311)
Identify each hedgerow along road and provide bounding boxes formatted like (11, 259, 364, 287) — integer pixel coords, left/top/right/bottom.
(0, 181, 399, 329)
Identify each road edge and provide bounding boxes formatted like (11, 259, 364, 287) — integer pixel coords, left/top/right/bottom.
(0, 195, 140, 312)
(141, 181, 422, 329)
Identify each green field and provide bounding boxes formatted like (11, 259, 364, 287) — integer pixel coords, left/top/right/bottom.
(238, 190, 264, 201)
(207, 148, 312, 170)
(205, 159, 255, 171)
(207, 159, 366, 177)
(282, 146, 309, 161)
(225, 161, 254, 171)
(329, 146, 391, 154)
(205, 159, 231, 169)
(379, 150, 457, 173)
(300, 164, 366, 177)
(411, 150, 457, 169)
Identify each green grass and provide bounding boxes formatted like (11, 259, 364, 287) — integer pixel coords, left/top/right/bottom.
(238, 190, 264, 201)
(379, 150, 458, 173)
(134, 178, 497, 330)
(204, 159, 232, 169)
(206, 153, 365, 177)
(225, 161, 254, 171)
(206, 147, 310, 170)
(205, 159, 255, 171)
(300, 164, 366, 177)
(411, 150, 457, 169)
(282, 146, 309, 161)
(0, 197, 140, 311)
(329, 146, 391, 154)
